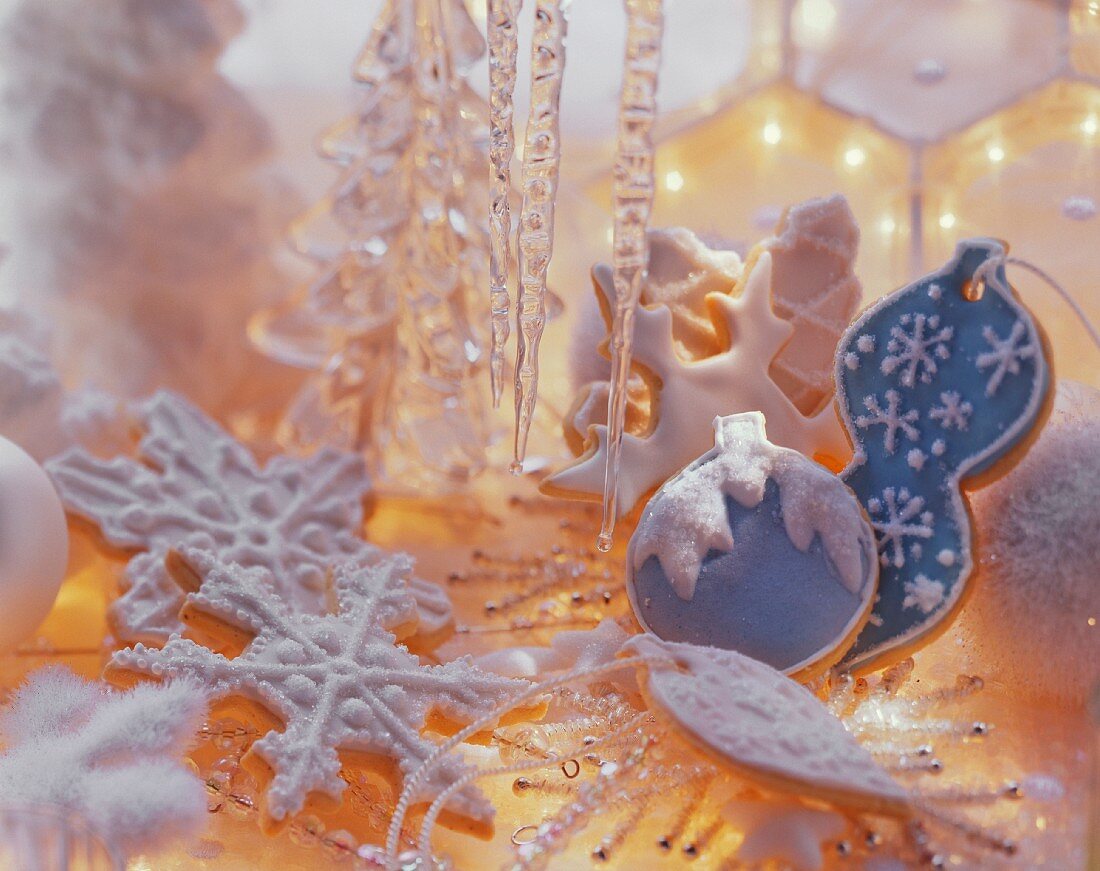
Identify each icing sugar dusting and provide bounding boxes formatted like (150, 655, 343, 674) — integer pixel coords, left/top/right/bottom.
(632, 412, 870, 600)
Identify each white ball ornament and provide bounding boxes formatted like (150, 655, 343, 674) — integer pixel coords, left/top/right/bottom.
(0, 435, 68, 652)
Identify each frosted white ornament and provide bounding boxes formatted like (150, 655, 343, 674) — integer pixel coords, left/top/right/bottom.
(0, 435, 68, 652)
(624, 634, 910, 816)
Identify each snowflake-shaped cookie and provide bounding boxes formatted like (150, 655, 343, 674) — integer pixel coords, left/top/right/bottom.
(0, 666, 208, 856)
(564, 196, 861, 455)
(106, 548, 534, 834)
(47, 390, 451, 644)
(545, 253, 850, 515)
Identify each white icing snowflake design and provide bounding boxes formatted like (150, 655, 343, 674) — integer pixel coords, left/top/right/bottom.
(880, 313, 953, 387)
(46, 391, 451, 643)
(108, 549, 530, 829)
(866, 487, 934, 569)
(854, 389, 921, 454)
(901, 573, 946, 613)
(929, 390, 973, 431)
(975, 321, 1037, 397)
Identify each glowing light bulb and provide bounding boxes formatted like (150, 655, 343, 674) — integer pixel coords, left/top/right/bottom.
(1089, 0, 1099, 15)
(664, 170, 684, 192)
(1089, 617, 1097, 627)
(939, 213, 957, 230)
(986, 145, 1005, 163)
(762, 121, 782, 145)
(843, 147, 866, 168)
(879, 217, 896, 234)
(1082, 114, 1099, 137)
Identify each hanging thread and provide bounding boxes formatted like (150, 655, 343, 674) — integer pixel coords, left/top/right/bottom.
(972, 254, 1100, 350)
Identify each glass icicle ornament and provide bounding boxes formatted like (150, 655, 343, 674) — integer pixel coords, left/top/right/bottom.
(487, 0, 523, 409)
(511, 0, 571, 473)
(598, 0, 665, 551)
(250, 0, 492, 490)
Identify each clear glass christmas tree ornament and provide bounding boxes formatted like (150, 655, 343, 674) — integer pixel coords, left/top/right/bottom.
(250, 0, 493, 490)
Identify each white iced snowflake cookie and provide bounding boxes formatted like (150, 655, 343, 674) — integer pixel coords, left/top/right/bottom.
(106, 549, 540, 837)
(624, 634, 910, 817)
(544, 253, 850, 517)
(0, 666, 208, 856)
(47, 390, 452, 646)
(628, 412, 878, 680)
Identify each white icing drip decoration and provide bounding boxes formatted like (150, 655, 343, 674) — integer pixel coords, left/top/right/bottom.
(631, 412, 869, 600)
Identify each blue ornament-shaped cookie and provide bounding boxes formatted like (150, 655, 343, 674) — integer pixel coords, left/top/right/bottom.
(836, 238, 1051, 673)
(627, 413, 878, 681)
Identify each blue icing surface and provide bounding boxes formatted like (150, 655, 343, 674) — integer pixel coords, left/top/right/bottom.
(631, 480, 869, 673)
(836, 238, 1050, 671)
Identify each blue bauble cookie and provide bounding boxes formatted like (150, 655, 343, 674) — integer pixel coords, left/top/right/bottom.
(834, 238, 1051, 672)
(627, 413, 878, 681)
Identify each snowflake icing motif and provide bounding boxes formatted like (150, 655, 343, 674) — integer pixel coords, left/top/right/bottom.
(975, 320, 1037, 397)
(866, 487, 934, 569)
(46, 390, 451, 644)
(901, 573, 946, 614)
(854, 389, 920, 454)
(880, 312, 953, 387)
(928, 390, 972, 431)
(107, 549, 531, 832)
